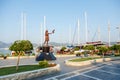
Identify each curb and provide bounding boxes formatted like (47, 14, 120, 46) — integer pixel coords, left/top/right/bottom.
(0, 64, 60, 80)
(65, 57, 120, 66)
(55, 55, 75, 57)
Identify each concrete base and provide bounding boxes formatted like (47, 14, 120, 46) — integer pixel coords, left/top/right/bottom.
(0, 64, 60, 80)
(36, 52, 56, 61)
(65, 57, 120, 66)
(36, 46, 56, 61)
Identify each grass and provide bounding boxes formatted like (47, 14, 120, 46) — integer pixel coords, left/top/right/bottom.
(69, 57, 101, 62)
(0, 65, 42, 76)
(0, 63, 57, 76)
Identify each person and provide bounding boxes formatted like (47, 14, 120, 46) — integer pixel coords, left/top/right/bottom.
(44, 29, 55, 46)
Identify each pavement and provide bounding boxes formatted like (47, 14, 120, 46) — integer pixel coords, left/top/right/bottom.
(45, 60, 120, 80)
(0, 56, 120, 80)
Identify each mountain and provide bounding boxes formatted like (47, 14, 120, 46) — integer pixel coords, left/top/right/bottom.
(0, 41, 11, 48)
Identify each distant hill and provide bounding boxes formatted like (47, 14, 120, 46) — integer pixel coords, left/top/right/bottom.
(0, 41, 39, 48)
(0, 41, 11, 48)
(33, 42, 70, 47)
(0, 41, 117, 48)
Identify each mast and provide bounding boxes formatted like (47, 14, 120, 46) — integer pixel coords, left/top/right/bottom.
(44, 16, 46, 42)
(116, 25, 120, 42)
(21, 12, 26, 40)
(108, 21, 110, 46)
(24, 13, 26, 40)
(21, 13, 23, 40)
(69, 25, 71, 45)
(78, 19, 80, 45)
(85, 12, 88, 43)
(40, 23, 43, 46)
(98, 26, 100, 41)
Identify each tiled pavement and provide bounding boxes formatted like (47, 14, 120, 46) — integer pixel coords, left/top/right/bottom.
(45, 61, 120, 80)
(1, 56, 120, 80)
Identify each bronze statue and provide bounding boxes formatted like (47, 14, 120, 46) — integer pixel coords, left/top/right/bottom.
(44, 29, 55, 46)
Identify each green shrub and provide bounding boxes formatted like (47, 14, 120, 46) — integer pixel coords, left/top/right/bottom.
(114, 54, 120, 57)
(39, 60, 49, 68)
(76, 52, 81, 56)
(0, 53, 7, 59)
(74, 47, 80, 51)
(6, 53, 10, 57)
(97, 52, 102, 55)
(13, 52, 25, 56)
(0, 53, 4, 57)
(32, 53, 35, 56)
(61, 46, 66, 51)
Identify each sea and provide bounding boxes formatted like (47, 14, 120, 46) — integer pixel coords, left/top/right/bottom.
(0, 48, 11, 55)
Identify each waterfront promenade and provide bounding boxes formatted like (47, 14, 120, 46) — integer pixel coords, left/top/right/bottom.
(0, 55, 120, 80)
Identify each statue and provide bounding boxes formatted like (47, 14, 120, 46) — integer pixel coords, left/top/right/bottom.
(35, 29, 56, 61)
(44, 29, 55, 46)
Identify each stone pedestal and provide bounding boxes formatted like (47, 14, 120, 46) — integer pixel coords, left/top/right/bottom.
(36, 46, 56, 61)
(43, 46, 50, 53)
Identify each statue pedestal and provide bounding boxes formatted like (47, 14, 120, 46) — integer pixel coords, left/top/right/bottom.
(36, 46, 56, 61)
(43, 46, 50, 53)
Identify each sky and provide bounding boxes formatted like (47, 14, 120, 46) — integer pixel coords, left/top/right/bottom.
(0, 0, 120, 44)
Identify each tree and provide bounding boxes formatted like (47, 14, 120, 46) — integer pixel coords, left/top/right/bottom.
(83, 45, 95, 55)
(73, 47, 80, 51)
(61, 46, 66, 51)
(9, 40, 33, 71)
(97, 46, 108, 58)
(110, 44, 120, 55)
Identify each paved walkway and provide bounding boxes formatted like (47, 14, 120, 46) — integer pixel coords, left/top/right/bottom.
(45, 60, 120, 80)
(1, 56, 120, 80)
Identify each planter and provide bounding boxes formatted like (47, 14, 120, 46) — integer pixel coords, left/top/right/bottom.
(0, 64, 60, 80)
(65, 57, 120, 66)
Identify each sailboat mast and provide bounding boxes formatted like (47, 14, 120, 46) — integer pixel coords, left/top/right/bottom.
(108, 21, 110, 46)
(78, 19, 80, 45)
(40, 23, 43, 46)
(69, 25, 71, 45)
(24, 13, 26, 40)
(98, 26, 100, 41)
(21, 13, 23, 40)
(85, 12, 88, 43)
(21, 12, 26, 40)
(44, 16, 46, 42)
